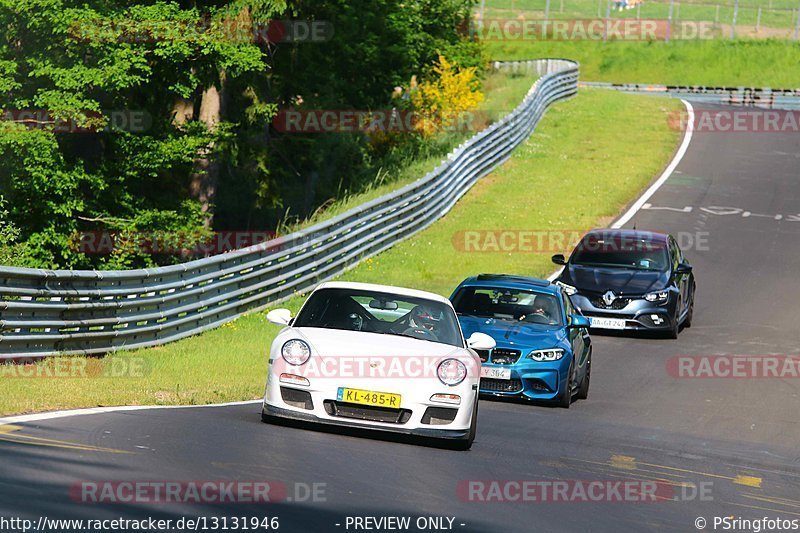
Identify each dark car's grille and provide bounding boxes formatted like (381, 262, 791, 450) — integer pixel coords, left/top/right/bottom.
(323, 400, 412, 424)
(481, 378, 523, 393)
(491, 348, 521, 365)
(591, 297, 631, 310)
(474, 349, 490, 362)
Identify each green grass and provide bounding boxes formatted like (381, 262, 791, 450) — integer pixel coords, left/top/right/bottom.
(0, 88, 682, 416)
(486, 39, 800, 86)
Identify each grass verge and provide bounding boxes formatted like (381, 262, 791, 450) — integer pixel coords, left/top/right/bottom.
(0, 88, 682, 416)
(486, 39, 800, 87)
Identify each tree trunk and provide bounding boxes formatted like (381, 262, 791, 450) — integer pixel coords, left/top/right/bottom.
(190, 74, 227, 229)
(171, 96, 195, 126)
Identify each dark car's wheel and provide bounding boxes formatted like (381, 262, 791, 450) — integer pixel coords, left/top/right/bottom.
(576, 350, 591, 400)
(683, 286, 695, 328)
(557, 360, 574, 408)
(666, 299, 681, 339)
(667, 321, 679, 339)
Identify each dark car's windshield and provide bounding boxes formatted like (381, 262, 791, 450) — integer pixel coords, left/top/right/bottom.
(570, 236, 669, 271)
(451, 287, 564, 327)
(293, 287, 462, 347)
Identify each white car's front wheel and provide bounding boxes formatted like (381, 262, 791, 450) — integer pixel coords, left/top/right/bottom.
(449, 395, 478, 451)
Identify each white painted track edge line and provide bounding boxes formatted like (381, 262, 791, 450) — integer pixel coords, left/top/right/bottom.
(0, 399, 262, 427)
(611, 99, 694, 229)
(546, 100, 694, 281)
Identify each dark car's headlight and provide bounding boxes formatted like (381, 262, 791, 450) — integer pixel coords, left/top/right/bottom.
(528, 348, 565, 362)
(281, 339, 311, 365)
(644, 291, 669, 303)
(555, 281, 577, 295)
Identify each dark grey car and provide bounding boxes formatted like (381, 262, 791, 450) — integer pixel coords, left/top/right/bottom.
(552, 229, 696, 338)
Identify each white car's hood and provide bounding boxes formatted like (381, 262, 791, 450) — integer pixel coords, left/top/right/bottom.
(292, 327, 461, 358)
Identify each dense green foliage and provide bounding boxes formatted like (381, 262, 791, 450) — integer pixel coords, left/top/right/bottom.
(0, 0, 483, 269)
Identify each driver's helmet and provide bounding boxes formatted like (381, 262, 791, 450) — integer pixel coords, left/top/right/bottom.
(412, 305, 441, 332)
(534, 297, 557, 318)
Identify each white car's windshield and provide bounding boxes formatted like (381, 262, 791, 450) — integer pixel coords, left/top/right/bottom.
(293, 288, 463, 347)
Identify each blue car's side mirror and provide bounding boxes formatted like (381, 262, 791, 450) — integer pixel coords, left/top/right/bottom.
(569, 314, 591, 329)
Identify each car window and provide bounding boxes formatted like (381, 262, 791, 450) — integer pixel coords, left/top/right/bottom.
(671, 237, 684, 264)
(452, 287, 564, 327)
(562, 291, 576, 318)
(571, 235, 670, 271)
(668, 237, 681, 268)
(294, 288, 463, 347)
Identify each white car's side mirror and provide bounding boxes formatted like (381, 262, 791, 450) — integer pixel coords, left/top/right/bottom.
(467, 332, 496, 351)
(266, 308, 292, 326)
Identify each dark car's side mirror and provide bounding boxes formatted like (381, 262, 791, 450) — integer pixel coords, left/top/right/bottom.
(568, 314, 591, 329)
(675, 262, 693, 275)
(551, 254, 566, 265)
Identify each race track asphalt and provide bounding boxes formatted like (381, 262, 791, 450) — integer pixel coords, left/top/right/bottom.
(2, 104, 798, 533)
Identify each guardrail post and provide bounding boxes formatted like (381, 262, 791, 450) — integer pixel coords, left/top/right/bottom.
(756, 7, 761, 33)
(795, 0, 800, 39)
(730, 0, 739, 38)
(667, 0, 674, 42)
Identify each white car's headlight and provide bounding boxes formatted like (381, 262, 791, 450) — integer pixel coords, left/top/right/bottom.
(437, 358, 467, 386)
(644, 290, 669, 303)
(555, 281, 577, 295)
(528, 348, 565, 362)
(281, 339, 311, 365)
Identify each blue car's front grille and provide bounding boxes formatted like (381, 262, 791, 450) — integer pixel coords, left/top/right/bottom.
(491, 348, 521, 365)
(481, 378, 523, 393)
(474, 349, 490, 362)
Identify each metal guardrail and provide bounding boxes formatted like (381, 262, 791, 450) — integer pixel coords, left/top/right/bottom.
(579, 81, 800, 109)
(0, 59, 579, 359)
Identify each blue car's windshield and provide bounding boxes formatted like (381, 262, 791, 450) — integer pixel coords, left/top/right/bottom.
(452, 287, 564, 327)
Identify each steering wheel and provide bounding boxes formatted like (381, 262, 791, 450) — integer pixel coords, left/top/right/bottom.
(402, 327, 439, 342)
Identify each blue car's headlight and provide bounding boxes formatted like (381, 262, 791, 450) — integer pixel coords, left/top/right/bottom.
(644, 290, 669, 303)
(527, 348, 565, 362)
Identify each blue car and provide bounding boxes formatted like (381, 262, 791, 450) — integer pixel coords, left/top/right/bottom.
(450, 274, 592, 408)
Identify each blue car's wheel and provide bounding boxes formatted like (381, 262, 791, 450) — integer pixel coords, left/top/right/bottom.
(557, 360, 574, 409)
(576, 350, 591, 400)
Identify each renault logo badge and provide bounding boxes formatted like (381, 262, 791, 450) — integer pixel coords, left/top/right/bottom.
(602, 291, 617, 306)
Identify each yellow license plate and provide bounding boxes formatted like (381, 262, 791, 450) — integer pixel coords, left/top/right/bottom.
(337, 387, 401, 408)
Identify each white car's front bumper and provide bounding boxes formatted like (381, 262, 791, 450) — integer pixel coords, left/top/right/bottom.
(263, 368, 478, 440)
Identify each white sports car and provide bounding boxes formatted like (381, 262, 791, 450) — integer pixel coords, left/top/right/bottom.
(262, 281, 495, 449)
